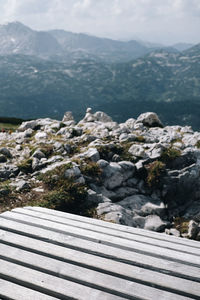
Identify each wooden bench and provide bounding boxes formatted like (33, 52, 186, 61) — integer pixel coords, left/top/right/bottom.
(0, 206, 199, 299)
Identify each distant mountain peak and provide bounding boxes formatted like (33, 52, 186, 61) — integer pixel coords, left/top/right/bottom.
(1, 21, 32, 32)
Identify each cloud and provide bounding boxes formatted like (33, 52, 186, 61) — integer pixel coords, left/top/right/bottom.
(0, 0, 200, 44)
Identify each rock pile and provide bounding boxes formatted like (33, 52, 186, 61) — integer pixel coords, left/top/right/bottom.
(0, 109, 200, 240)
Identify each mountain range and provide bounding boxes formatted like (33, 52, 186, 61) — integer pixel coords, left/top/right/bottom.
(0, 22, 200, 129)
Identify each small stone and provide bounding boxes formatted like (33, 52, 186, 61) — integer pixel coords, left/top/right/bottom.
(65, 166, 81, 178)
(32, 187, 44, 193)
(144, 215, 167, 232)
(82, 148, 100, 162)
(97, 159, 109, 168)
(32, 150, 46, 160)
(0, 155, 7, 163)
(165, 228, 181, 237)
(75, 176, 85, 184)
(15, 145, 22, 151)
(62, 111, 75, 122)
(12, 180, 30, 192)
(86, 108, 92, 113)
(188, 220, 199, 239)
(0, 147, 12, 158)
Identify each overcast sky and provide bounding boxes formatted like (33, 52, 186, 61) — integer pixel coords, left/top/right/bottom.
(0, 0, 200, 45)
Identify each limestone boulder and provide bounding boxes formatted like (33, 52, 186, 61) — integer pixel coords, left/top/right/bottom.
(136, 112, 163, 128)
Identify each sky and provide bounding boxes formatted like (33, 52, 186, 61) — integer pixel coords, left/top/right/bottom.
(0, 0, 200, 45)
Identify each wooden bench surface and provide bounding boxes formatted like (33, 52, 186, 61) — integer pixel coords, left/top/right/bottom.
(0, 206, 199, 299)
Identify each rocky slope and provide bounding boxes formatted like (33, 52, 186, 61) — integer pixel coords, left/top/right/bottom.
(0, 109, 200, 240)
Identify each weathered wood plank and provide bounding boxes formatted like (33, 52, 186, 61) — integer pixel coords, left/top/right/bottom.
(0, 207, 199, 300)
(1, 229, 199, 283)
(25, 206, 200, 248)
(1, 243, 196, 300)
(13, 207, 200, 256)
(1, 211, 199, 266)
(0, 279, 58, 300)
(0, 259, 125, 300)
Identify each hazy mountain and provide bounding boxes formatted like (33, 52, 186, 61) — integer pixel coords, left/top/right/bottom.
(0, 22, 63, 58)
(0, 21, 162, 63)
(48, 29, 150, 63)
(172, 43, 194, 52)
(1, 44, 200, 128)
(0, 21, 192, 63)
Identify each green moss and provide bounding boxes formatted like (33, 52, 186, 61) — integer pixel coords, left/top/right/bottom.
(146, 160, 166, 187)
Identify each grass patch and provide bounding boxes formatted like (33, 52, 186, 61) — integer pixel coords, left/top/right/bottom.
(97, 143, 135, 162)
(146, 160, 166, 187)
(37, 164, 96, 215)
(80, 161, 102, 177)
(0, 123, 19, 132)
(17, 158, 33, 174)
(174, 217, 189, 235)
(196, 140, 200, 148)
(160, 147, 181, 163)
(135, 135, 145, 143)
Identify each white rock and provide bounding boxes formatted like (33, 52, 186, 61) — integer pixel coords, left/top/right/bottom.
(144, 215, 167, 232)
(93, 111, 113, 123)
(35, 132, 48, 140)
(62, 111, 75, 122)
(128, 144, 147, 158)
(187, 220, 199, 239)
(80, 148, 100, 162)
(136, 112, 163, 128)
(103, 162, 124, 190)
(11, 180, 30, 191)
(18, 120, 38, 131)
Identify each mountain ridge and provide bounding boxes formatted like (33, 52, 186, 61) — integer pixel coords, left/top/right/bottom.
(0, 22, 200, 129)
(0, 21, 193, 62)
